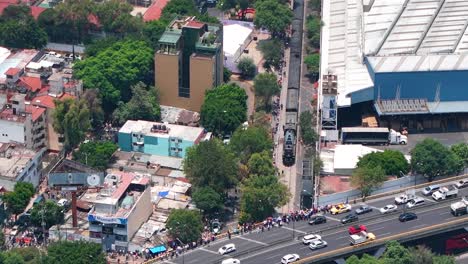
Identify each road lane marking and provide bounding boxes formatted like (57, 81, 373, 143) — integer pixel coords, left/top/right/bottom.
(282, 226, 307, 234)
(325, 216, 341, 222)
(412, 224, 427, 229)
(238, 240, 300, 261)
(237, 236, 269, 245)
(198, 248, 219, 255)
(380, 232, 392, 237)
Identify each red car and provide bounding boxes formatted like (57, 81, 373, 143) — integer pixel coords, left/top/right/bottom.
(348, 224, 367, 235)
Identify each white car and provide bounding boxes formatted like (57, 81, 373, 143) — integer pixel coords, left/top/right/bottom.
(57, 198, 69, 207)
(406, 197, 425, 208)
(302, 234, 322, 244)
(379, 204, 398, 214)
(281, 254, 300, 264)
(218, 243, 236, 255)
(221, 258, 240, 264)
(309, 239, 328, 250)
(455, 179, 468, 189)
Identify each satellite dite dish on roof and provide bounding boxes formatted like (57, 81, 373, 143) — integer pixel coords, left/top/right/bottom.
(87, 174, 101, 187)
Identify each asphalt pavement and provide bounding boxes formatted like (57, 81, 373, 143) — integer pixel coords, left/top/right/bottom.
(164, 182, 468, 264)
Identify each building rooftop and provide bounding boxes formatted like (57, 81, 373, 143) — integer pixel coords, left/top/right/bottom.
(143, 0, 169, 21)
(0, 143, 37, 180)
(119, 120, 205, 142)
(19, 76, 42, 92)
(32, 93, 75, 109)
(333, 144, 382, 171)
(223, 23, 253, 56)
(159, 31, 182, 44)
(5, 67, 20, 76)
(0, 48, 38, 84)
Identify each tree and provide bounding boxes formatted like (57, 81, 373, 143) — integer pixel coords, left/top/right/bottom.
(299, 111, 318, 146)
(81, 89, 105, 130)
(2, 183, 34, 220)
(411, 138, 463, 182)
(229, 126, 273, 164)
(381, 241, 413, 264)
(409, 245, 435, 264)
(247, 150, 276, 177)
(258, 39, 284, 70)
(223, 67, 232, 83)
(112, 82, 161, 126)
(166, 209, 203, 244)
(0, 5, 47, 49)
(240, 174, 289, 223)
(143, 20, 168, 50)
(253, 73, 281, 111)
(357, 150, 409, 176)
(192, 187, 223, 216)
(45, 241, 106, 264)
(237, 57, 257, 79)
(30, 200, 65, 229)
(309, 0, 321, 11)
(254, 0, 293, 37)
(351, 165, 386, 198)
(3, 252, 25, 264)
(346, 254, 380, 264)
(73, 141, 118, 170)
(161, 0, 198, 22)
(451, 143, 468, 167)
(73, 40, 154, 114)
(184, 139, 238, 193)
(53, 99, 91, 151)
(306, 15, 321, 49)
(0, 230, 4, 250)
(95, 0, 144, 35)
(433, 255, 456, 264)
(200, 83, 248, 135)
(304, 53, 320, 78)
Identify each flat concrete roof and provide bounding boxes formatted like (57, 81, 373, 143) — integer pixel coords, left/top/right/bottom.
(0, 144, 37, 179)
(119, 120, 205, 142)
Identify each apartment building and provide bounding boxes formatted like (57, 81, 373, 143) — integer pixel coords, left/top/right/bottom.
(155, 16, 223, 112)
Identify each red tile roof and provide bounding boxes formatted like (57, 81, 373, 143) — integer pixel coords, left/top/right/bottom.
(5, 67, 20, 76)
(32, 93, 75, 109)
(0, 2, 45, 20)
(30, 6, 46, 19)
(19, 76, 42, 92)
(88, 14, 101, 27)
(25, 105, 45, 122)
(185, 20, 205, 29)
(143, 0, 169, 22)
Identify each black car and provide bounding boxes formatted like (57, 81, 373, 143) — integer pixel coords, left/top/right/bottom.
(355, 205, 373, 215)
(341, 213, 358, 224)
(309, 215, 327, 225)
(399, 212, 418, 222)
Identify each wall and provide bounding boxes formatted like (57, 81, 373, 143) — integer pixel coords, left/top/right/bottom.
(46, 109, 62, 152)
(143, 134, 169, 156)
(0, 148, 45, 191)
(126, 185, 152, 240)
(374, 70, 468, 102)
(189, 55, 215, 112)
(0, 119, 25, 145)
(118, 132, 132, 152)
(155, 53, 181, 108)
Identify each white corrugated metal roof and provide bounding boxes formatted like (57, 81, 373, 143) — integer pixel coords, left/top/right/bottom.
(367, 53, 468, 72)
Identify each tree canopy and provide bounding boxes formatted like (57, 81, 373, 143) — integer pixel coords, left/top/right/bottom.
(254, 73, 281, 111)
(351, 165, 386, 198)
(192, 187, 223, 216)
(258, 39, 284, 70)
(112, 82, 161, 126)
(183, 139, 238, 193)
(30, 200, 65, 229)
(95, 0, 144, 35)
(166, 209, 204, 244)
(73, 40, 154, 114)
(229, 126, 273, 164)
(161, 0, 198, 22)
(247, 150, 276, 177)
(81, 89, 105, 130)
(45, 241, 106, 264)
(411, 138, 463, 182)
(73, 141, 118, 170)
(3, 182, 34, 219)
(451, 143, 468, 167)
(200, 83, 248, 135)
(0, 5, 47, 49)
(299, 111, 318, 147)
(304, 53, 320, 79)
(357, 150, 409, 176)
(240, 174, 289, 223)
(53, 98, 91, 151)
(237, 57, 257, 79)
(306, 15, 321, 49)
(254, 0, 293, 36)
(143, 20, 168, 50)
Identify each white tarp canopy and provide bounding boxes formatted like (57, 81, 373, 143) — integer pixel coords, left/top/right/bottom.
(223, 23, 253, 72)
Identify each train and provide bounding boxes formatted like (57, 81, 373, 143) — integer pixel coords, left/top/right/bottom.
(282, 0, 305, 167)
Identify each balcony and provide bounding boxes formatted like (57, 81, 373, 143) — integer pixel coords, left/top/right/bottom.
(113, 227, 127, 236)
(33, 130, 45, 140)
(89, 224, 102, 233)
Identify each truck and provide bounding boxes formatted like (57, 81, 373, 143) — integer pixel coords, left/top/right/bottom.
(451, 196, 468, 216)
(432, 185, 458, 201)
(395, 191, 417, 205)
(341, 127, 407, 145)
(349, 231, 376, 245)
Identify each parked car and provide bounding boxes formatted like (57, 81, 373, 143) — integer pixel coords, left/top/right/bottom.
(302, 234, 321, 244)
(330, 203, 352, 215)
(348, 225, 367, 235)
(341, 213, 358, 224)
(308, 215, 327, 225)
(57, 198, 69, 207)
(221, 258, 240, 264)
(399, 212, 418, 222)
(422, 185, 440, 196)
(218, 244, 236, 255)
(380, 204, 398, 214)
(355, 205, 373, 215)
(281, 254, 300, 264)
(211, 219, 222, 234)
(406, 197, 425, 208)
(455, 179, 468, 189)
(309, 239, 328, 250)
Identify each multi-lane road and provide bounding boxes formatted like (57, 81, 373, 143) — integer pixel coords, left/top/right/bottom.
(164, 182, 468, 264)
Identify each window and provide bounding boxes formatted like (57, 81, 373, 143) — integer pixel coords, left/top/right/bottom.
(171, 138, 176, 142)
(170, 147, 176, 151)
(116, 224, 126, 229)
(115, 235, 127, 241)
(178, 86, 190, 98)
(133, 134, 137, 137)
(178, 139, 182, 143)
(102, 226, 113, 234)
(178, 148, 182, 152)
